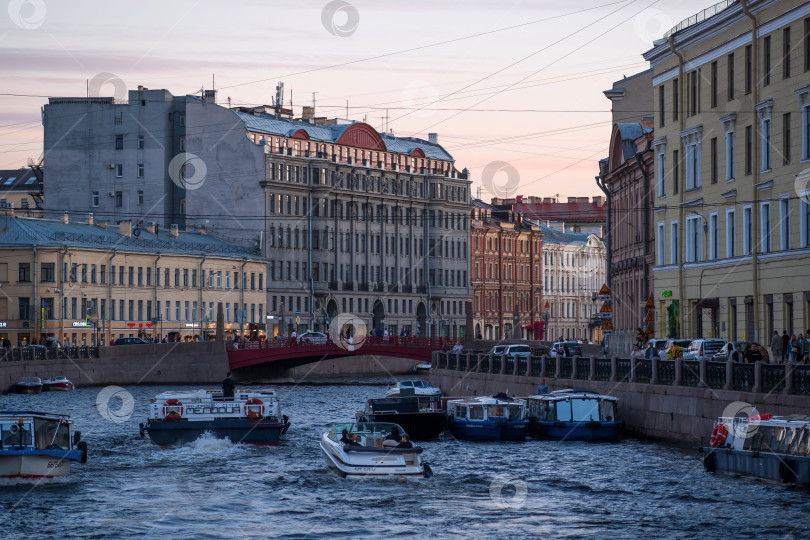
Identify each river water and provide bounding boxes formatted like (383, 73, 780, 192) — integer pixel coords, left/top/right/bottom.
(1, 383, 809, 539)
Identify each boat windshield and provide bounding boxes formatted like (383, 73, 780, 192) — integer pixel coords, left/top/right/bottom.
(399, 381, 414, 388)
(34, 417, 70, 449)
(413, 380, 432, 388)
(599, 400, 616, 422)
(331, 422, 407, 440)
(570, 398, 599, 422)
(1, 422, 33, 447)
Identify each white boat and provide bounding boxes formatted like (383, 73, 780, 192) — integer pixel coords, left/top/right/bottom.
(0, 411, 87, 480)
(413, 362, 431, 375)
(385, 379, 441, 398)
(319, 422, 433, 478)
(142, 388, 291, 446)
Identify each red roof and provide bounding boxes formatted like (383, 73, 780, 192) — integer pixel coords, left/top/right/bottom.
(493, 198, 606, 223)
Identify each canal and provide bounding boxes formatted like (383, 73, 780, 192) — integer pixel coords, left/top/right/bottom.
(2, 383, 808, 538)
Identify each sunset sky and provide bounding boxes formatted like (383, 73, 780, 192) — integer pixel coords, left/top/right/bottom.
(1, 0, 717, 198)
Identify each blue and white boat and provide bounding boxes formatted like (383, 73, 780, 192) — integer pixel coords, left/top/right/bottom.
(446, 394, 528, 441)
(525, 389, 619, 442)
(0, 411, 87, 480)
(142, 388, 291, 446)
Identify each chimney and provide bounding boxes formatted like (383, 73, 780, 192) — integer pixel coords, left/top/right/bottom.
(515, 195, 523, 204)
(301, 106, 315, 122)
(567, 197, 577, 203)
(145, 221, 157, 234)
(119, 220, 132, 238)
(85, 212, 93, 225)
(61, 211, 69, 224)
(204, 89, 217, 103)
(170, 224, 179, 237)
(198, 224, 206, 235)
(96, 220, 108, 230)
(577, 197, 589, 203)
(428, 133, 438, 145)
(592, 195, 603, 205)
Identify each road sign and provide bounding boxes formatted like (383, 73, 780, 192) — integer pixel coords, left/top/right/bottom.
(89, 314, 99, 324)
(296, 316, 300, 324)
(597, 301, 613, 319)
(644, 295, 655, 309)
(645, 322, 655, 335)
(601, 319, 613, 331)
(544, 301, 550, 309)
(645, 310, 655, 323)
(295, 310, 300, 315)
(598, 283, 611, 301)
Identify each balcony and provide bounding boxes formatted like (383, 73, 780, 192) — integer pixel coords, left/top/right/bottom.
(358, 282, 370, 291)
(416, 286, 426, 294)
(342, 281, 354, 291)
(328, 281, 338, 290)
(388, 284, 399, 293)
(401, 285, 412, 294)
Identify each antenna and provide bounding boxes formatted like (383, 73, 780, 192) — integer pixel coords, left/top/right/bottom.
(312, 91, 317, 110)
(346, 100, 349, 119)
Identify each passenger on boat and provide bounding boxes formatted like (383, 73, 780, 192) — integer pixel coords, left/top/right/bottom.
(340, 429, 361, 446)
(383, 427, 400, 447)
(222, 371, 235, 398)
(537, 379, 549, 395)
(396, 435, 413, 449)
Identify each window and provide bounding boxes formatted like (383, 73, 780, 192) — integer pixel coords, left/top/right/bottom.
(91, 264, 97, 283)
(689, 70, 698, 116)
(670, 220, 679, 265)
(745, 45, 753, 94)
(764, 36, 771, 86)
(710, 137, 718, 183)
(681, 127, 702, 190)
(115, 164, 123, 178)
(801, 198, 810, 247)
(138, 135, 144, 149)
(745, 125, 752, 175)
(137, 190, 144, 205)
(711, 61, 717, 108)
(115, 134, 123, 149)
(757, 100, 773, 171)
(802, 90, 810, 161)
(781, 113, 791, 165)
(760, 201, 772, 253)
(672, 79, 679, 121)
(40, 262, 55, 282)
(779, 196, 791, 251)
(784, 27, 791, 79)
(709, 212, 719, 260)
(658, 85, 665, 127)
(673, 149, 679, 194)
(722, 114, 736, 181)
(655, 140, 666, 197)
(685, 215, 702, 262)
(115, 191, 122, 207)
(806, 17, 810, 72)
(18, 262, 31, 282)
(727, 53, 734, 101)
(92, 191, 99, 207)
(657, 222, 665, 266)
(726, 208, 736, 258)
(137, 164, 144, 178)
(743, 205, 753, 255)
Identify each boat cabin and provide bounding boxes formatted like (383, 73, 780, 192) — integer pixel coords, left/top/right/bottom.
(721, 416, 810, 455)
(526, 390, 617, 424)
(447, 398, 526, 422)
(1, 413, 71, 450)
(328, 422, 409, 448)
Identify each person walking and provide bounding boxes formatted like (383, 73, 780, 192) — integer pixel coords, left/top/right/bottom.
(729, 344, 744, 363)
(789, 335, 798, 362)
(781, 331, 790, 362)
(769, 330, 782, 364)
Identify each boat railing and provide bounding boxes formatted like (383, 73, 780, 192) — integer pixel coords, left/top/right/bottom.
(434, 351, 810, 396)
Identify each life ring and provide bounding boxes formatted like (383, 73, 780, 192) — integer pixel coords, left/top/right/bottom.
(163, 399, 183, 420)
(709, 423, 728, 447)
(245, 398, 264, 419)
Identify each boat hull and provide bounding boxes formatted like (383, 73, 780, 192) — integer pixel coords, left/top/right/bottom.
(357, 411, 445, 441)
(319, 437, 429, 478)
(701, 447, 810, 485)
(530, 421, 619, 442)
(145, 418, 290, 446)
(449, 419, 528, 441)
(0, 449, 83, 479)
(11, 385, 43, 395)
(42, 382, 75, 392)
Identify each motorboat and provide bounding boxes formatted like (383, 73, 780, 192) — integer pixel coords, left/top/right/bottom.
(525, 389, 619, 442)
(413, 362, 431, 375)
(320, 421, 432, 478)
(42, 376, 75, 392)
(142, 388, 291, 446)
(385, 379, 441, 398)
(357, 395, 445, 441)
(446, 393, 528, 441)
(700, 413, 810, 485)
(10, 377, 43, 395)
(0, 411, 87, 480)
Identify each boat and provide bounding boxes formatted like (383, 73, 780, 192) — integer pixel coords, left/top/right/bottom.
(700, 413, 810, 486)
(141, 388, 291, 446)
(446, 393, 528, 441)
(0, 411, 87, 480)
(319, 421, 432, 478)
(413, 362, 431, 375)
(357, 395, 445, 441)
(42, 376, 75, 392)
(10, 377, 43, 395)
(385, 379, 441, 398)
(525, 389, 620, 442)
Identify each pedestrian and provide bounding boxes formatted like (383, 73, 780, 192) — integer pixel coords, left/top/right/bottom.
(799, 332, 810, 363)
(383, 328, 389, 342)
(537, 378, 549, 395)
(782, 331, 790, 362)
(630, 344, 645, 360)
(644, 342, 655, 360)
(769, 330, 782, 363)
(789, 335, 798, 362)
(729, 344, 744, 363)
(222, 371, 235, 398)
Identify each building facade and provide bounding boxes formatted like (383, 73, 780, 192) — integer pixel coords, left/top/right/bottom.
(644, 0, 810, 341)
(470, 201, 544, 340)
(42, 88, 472, 338)
(0, 168, 43, 217)
(0, 213, 267, 346)
(540, 226, 606, 343)
(491, 195, 607, 236)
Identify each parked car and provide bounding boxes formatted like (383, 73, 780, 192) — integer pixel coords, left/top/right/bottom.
(683, 338, 727, 360)
(113, 337, 149, 345)
(712, 341, 758, 360)
(550, 341, 583, 358)
(647, 338, 670, 352)
(298, 331, 328, 345)
(658, 339, 694, 361)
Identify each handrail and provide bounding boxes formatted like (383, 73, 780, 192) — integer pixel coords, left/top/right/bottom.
(663, 0, 738, 39)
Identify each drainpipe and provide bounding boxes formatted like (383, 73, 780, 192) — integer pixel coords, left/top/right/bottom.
(108, 249, 117, 343)
(426, 205, 432, 337)
(668, 35, 686, 338)
(240, 257, 247, 337)
(742, 0, 760, 342)
(154, 252, 161, 340)
(33, 245, 38, 340)
(594, 174, 610, 288)
(634, 140, 654, 301)
(61, 247, 69, 341)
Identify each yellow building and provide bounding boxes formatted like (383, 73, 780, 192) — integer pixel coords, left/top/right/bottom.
(0, 212, 267, 345)
(644, 0, 810, 342)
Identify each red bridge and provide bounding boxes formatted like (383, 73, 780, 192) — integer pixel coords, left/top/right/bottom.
(227, 336, 449, 371)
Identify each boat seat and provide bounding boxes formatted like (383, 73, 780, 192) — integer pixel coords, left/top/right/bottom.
(382, 439, 398, 448)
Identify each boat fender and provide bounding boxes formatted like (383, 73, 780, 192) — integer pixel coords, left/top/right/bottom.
(709, 424, 728, 448)
(78, 441, 88, 464)
(163, 399, 184, 420)
(73, 431, 82, 445)
(245, 398, 264, 419)
(423, 463, 433, 479)
(779, 460, 796, 484)
(702, 452, 715, 472)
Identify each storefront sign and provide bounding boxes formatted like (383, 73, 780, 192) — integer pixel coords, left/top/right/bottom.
(72, 321, 89, 327)
(0, 322, 6, 328)
(185, 323, 200, 328)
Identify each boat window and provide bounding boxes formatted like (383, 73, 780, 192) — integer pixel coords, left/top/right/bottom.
(599, 400, 615, 422)
(758, 426, 773, 452)
(1, 423, 33, 446)
(571, 399, 599, 422)
(507, 405, 523, 420)
(555, 400, 572, 422)
(470, 405, 484, 420)
(34, 418, 70, 449)
(801, 429, 810, 456)
(538, 401, 552, 422)
(400, 381, 414, 388)
(771, 427, 787, 453)
(742, 426, 759, 450)
(487, 405, 505, 418)
(781, 427, 797, 454)
(787, 428, 805, 455)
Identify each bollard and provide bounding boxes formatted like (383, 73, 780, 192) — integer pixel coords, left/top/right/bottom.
(698, 358, 707, 388)
(572, 355, 579, 380)
(589, 356, 596, 382)
(753, 361, 763, 394)
(540, 355, 547, 378)
(555, 356, 562, 379)
(674, 358, 683, 386)
(724, 359, 734, 391)
(784, 362, 794, 395)
(651, 357, 659, 385)
(610, 356, 618, 382)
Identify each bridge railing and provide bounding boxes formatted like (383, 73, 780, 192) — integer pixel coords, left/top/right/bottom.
(433, 351, 810, 396)
(0, 346, 100, 362)
(226, 336, 451, 352)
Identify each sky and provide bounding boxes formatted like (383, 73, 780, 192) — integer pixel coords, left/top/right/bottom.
(0, 0, 718, 199)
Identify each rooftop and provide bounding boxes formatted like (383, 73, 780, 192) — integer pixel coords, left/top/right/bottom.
(491, 195, 606, 223)
(0, 168, 42, 193)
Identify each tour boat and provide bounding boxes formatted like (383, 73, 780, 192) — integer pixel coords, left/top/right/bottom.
(413, 362, 431, 375)
(445, 394, 528, 441)
(384, 379, 441, 398)
(700, 413, 810, 486)
(10, 377, 43, 394)
(0, 411, 87, 480)
(525, 389, 620, 442)
(142, 388, 291, 446)
(357, 395, 445, 441)
(320, 421, 432, 478)
(42, 376, 75, 392)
